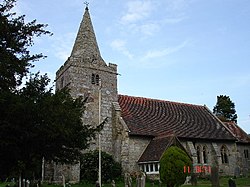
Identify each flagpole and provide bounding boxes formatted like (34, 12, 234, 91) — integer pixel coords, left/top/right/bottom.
(98, 79, 102, 187)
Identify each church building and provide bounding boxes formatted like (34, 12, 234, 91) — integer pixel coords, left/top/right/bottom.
(50, 5, 250, 183)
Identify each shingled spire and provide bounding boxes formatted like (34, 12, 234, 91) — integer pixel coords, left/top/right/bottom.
(70, 6, 106, 66)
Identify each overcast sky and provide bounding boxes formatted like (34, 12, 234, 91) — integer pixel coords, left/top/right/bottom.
(14, 0, 250, 133)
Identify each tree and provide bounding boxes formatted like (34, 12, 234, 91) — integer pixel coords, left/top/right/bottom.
(0, 0, 101, 181)
(213, 95, 237, 123)
(160, 146, 192, 187)
(0, 73, 101, 179)
(0, 0, 51, 92)
(80, 150, 122, 183)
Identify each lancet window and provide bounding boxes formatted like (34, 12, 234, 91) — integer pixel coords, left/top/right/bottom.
(91, 73, 100, 85)
(221, 145, 229, 164)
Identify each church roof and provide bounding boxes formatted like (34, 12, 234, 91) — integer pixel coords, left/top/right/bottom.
(138, 136, 172, 163)
(118, 95, 236, 141)
(223, 121, 250, 143)
(138, 135, 191, 163)
(70, 7, 106, 66)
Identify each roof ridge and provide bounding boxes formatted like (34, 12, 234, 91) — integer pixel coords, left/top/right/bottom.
(118, 94, 205, 108)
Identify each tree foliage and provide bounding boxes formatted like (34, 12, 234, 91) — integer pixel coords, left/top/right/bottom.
(159, 146, 192, 187)
(213, 95, 237, 123)
(0, 0, 100, 180)
(0, 73, 100, 179)
(0, 0, 51, 91)
(80, 150, 122, 183)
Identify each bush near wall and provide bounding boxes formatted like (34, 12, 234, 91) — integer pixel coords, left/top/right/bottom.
(80, 150, 122, 183)
(159, 146, 192, 187)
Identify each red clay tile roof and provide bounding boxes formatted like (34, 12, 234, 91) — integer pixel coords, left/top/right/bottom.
(118, 95, 236, 140)
(223, 122, 250, 143)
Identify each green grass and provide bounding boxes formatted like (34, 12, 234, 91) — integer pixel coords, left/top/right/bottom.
(182, 177, 250, 187)
(1, 177, 250, 187)
(76, 177, 250, 187)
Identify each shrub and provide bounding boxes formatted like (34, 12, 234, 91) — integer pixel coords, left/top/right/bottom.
(80, 150, 122, 183)
(159, 146, 192, 187)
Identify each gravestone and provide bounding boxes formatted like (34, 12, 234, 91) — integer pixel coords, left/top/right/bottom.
(22, 179, 25, 187)
(95, 181, 100, 187)
(140, 173, 146, 187)
(234, 167, 240, 177)
(62, 175, 65, 187)
(228, 178, 236, 187)
(185, 176, 191, 184)
(136, 175, 140, 187)
(111, 180, 116, 187)
(124, 173, 129, 187)
(26, 180, 30, 187)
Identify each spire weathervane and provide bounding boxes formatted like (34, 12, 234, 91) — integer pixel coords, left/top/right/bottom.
(84, 1, 89, 9)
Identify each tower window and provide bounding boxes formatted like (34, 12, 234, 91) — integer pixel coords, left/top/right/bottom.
(96, 74, 99, 85)
(91, 73, 100, 85)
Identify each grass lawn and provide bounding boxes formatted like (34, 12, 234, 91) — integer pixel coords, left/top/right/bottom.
(68, 177, 250, 187)
(1, 177, 250, 187)
(182, 177, 250, 187)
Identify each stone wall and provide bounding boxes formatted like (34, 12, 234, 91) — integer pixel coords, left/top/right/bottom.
(182, 140, 244, 176)
(213, 142, 235, 175)
(53, 57, 118, 183)
(127, 136, 151, 173)
(56, 58, 118, 154)
(236, 144, 250, 176)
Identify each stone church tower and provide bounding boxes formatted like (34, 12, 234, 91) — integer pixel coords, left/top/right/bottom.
(56, 6, 118, 155)
(51, 6, 119, 182)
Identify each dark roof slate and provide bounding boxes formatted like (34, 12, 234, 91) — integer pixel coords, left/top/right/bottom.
(118, 95, 236, 141)
(138, 135, 190, 163)
(138, 136, 171, 163)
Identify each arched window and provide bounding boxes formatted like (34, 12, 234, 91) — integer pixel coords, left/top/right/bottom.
(244, 149, 249, 159)
(221, 145, 229, 164)
(91, 73, 100, 85)
(91, 73, 95, 84)
(197, 146, 201, 163)
(96, 74, 99, 85)
(203, 146, 208, 163)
